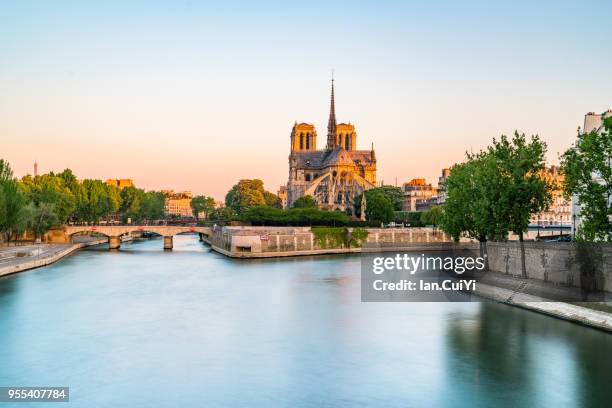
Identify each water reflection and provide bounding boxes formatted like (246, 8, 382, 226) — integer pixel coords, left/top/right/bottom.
(0, 235, 610, 407)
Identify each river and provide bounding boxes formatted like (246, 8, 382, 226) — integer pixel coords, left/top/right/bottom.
(0, 235, 611, 407)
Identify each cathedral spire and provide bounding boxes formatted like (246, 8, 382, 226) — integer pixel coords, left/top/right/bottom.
(326, 74, 337, 149)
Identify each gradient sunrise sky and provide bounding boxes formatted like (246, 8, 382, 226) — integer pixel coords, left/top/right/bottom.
(1, 0, 611, 199)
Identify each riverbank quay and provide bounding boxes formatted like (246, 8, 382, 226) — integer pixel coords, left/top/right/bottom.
(204, 226, 469, 258)
(0, 237, 106, 277)
(469, 270, 612, 332)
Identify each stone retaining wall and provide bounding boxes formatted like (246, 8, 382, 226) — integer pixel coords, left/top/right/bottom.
(486, 242, 612, 292)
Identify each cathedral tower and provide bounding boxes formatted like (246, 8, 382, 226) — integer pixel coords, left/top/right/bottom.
(290, 123, 317, 152)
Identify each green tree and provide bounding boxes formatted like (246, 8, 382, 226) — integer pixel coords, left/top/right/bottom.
(120, 186, 144, 223)
(19, 173, 76, 223)
(209, 206, 235, 221)
(441, 133, 552, 275)
(561, 117, 612, 242)
(27, 202, 59, 241)
(75, 179, 116, 224)
(489, 132, 552, 276)
(191, 195, 216, 220)
(140, 191, 165, 223)
(354, 186, 404, 217)
(0, 160, 30, 244)
(421, 206, 443, 228)
(0, 159, 14, 182)
(440, 153, 509, 268)
(263, 191, 281, 208)
(225, 179, 267, 214)
(0, 179, 28, 244)
(292, 195, 316, 208)
(365, 192, 394, 223)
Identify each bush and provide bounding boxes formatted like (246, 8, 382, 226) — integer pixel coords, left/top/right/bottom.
(237, 206, 350, 226)
(394, 211, 424, 227)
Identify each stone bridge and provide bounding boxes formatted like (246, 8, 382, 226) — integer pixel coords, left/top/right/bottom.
(58, 225, 212, 250)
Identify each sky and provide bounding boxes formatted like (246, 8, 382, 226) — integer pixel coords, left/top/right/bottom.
(1, 0, 611, 200)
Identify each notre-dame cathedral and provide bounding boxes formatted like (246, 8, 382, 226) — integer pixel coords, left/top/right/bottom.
(284, 79, 377, 216)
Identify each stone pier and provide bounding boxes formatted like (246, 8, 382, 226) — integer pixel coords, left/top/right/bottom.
(109, 236, 121, 250)
(163, 236, 173, 250)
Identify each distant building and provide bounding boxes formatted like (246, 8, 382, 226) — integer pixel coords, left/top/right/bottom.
(283, 78, 377, 215)
(530, 165, 571, 227)
(572, 109, 612, 234)
(436, 168, 451, 204)
(34, 161, 38, 177)
(163, 190, 194, 217)
(277, 185, 288, 209)
(105, 179, 134, 189)
(403, 178, 437, 212)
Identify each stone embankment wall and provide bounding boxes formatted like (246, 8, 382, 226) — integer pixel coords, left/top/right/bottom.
(208, 226, 467, 258)
(486, 242, 612, 292)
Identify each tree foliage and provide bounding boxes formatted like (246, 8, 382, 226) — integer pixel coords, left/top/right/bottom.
(421, 206, 443, 226)
(354, 185, 403, 217)
(237, 206, 350, 226)
(292, 195, 316, 208)
(364, 192, 394, 223)
(191, 195, 216, 220)
(561, 117, 612, 241)
(225, 179, 278, 214)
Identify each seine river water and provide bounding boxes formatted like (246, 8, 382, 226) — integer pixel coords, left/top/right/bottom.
(1, 235, 611, 407)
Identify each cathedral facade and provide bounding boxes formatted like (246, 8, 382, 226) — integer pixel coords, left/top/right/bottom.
(284, 80, 377, 216)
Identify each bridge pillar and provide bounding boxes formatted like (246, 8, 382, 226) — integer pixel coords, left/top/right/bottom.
(109, 236, 121, 250)
(163, 236, 173, 250)
(199, 233, 203, 242)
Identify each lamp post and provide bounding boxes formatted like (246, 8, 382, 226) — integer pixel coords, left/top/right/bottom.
(572, 214, 576, 238)
(537, 215, 540, 238)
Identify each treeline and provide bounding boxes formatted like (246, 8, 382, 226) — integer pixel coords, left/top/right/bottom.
(0, 160, 166, 243)
(439, 121, 612, 275)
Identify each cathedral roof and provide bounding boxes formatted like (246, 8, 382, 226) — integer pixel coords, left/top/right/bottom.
(293, 147, 375, 169)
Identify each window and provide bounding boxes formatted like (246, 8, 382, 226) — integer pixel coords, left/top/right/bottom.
(305, 174, 311, 182)
(306, 133, 310, 150)
(345, 134, 350, 149)
(299, 133, 304, 150)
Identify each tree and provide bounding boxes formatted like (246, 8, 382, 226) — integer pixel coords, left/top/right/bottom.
(209, 206, 235, 221)
(75, 179, 117, 224)
(0, 159, 14, 182)
(191, 195, 216, 220)
(140, 191, 165, 223)
(354, 186, 403, 217)
(19, 173, 76, 223)
(365, 192, 394, 223)
(561, 117, 612, 241)
(489, 132, 552, 276)
(421, 206, 443, 228)
(0, 160, 29, 244)
(120, 186, 144, 223)
(263, 191, 281, 208)
(441, 133, 552, 276)
(293, 195, 316, 208)
(225, 179, 267, 214)
(27, 202, 59, 241)
(441, 153, 509, 270)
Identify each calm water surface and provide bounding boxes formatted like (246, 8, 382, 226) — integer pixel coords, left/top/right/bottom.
(1, 236, 611, 407)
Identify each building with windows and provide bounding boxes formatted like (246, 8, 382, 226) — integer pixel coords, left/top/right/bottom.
(163, 190, 193, 217)
(105, 179, 134, 189)
(436, 168, 451, 204)
(284, 79, 377, 215)
(530, 165, 571, 227)
(403, 178, 437, 212)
